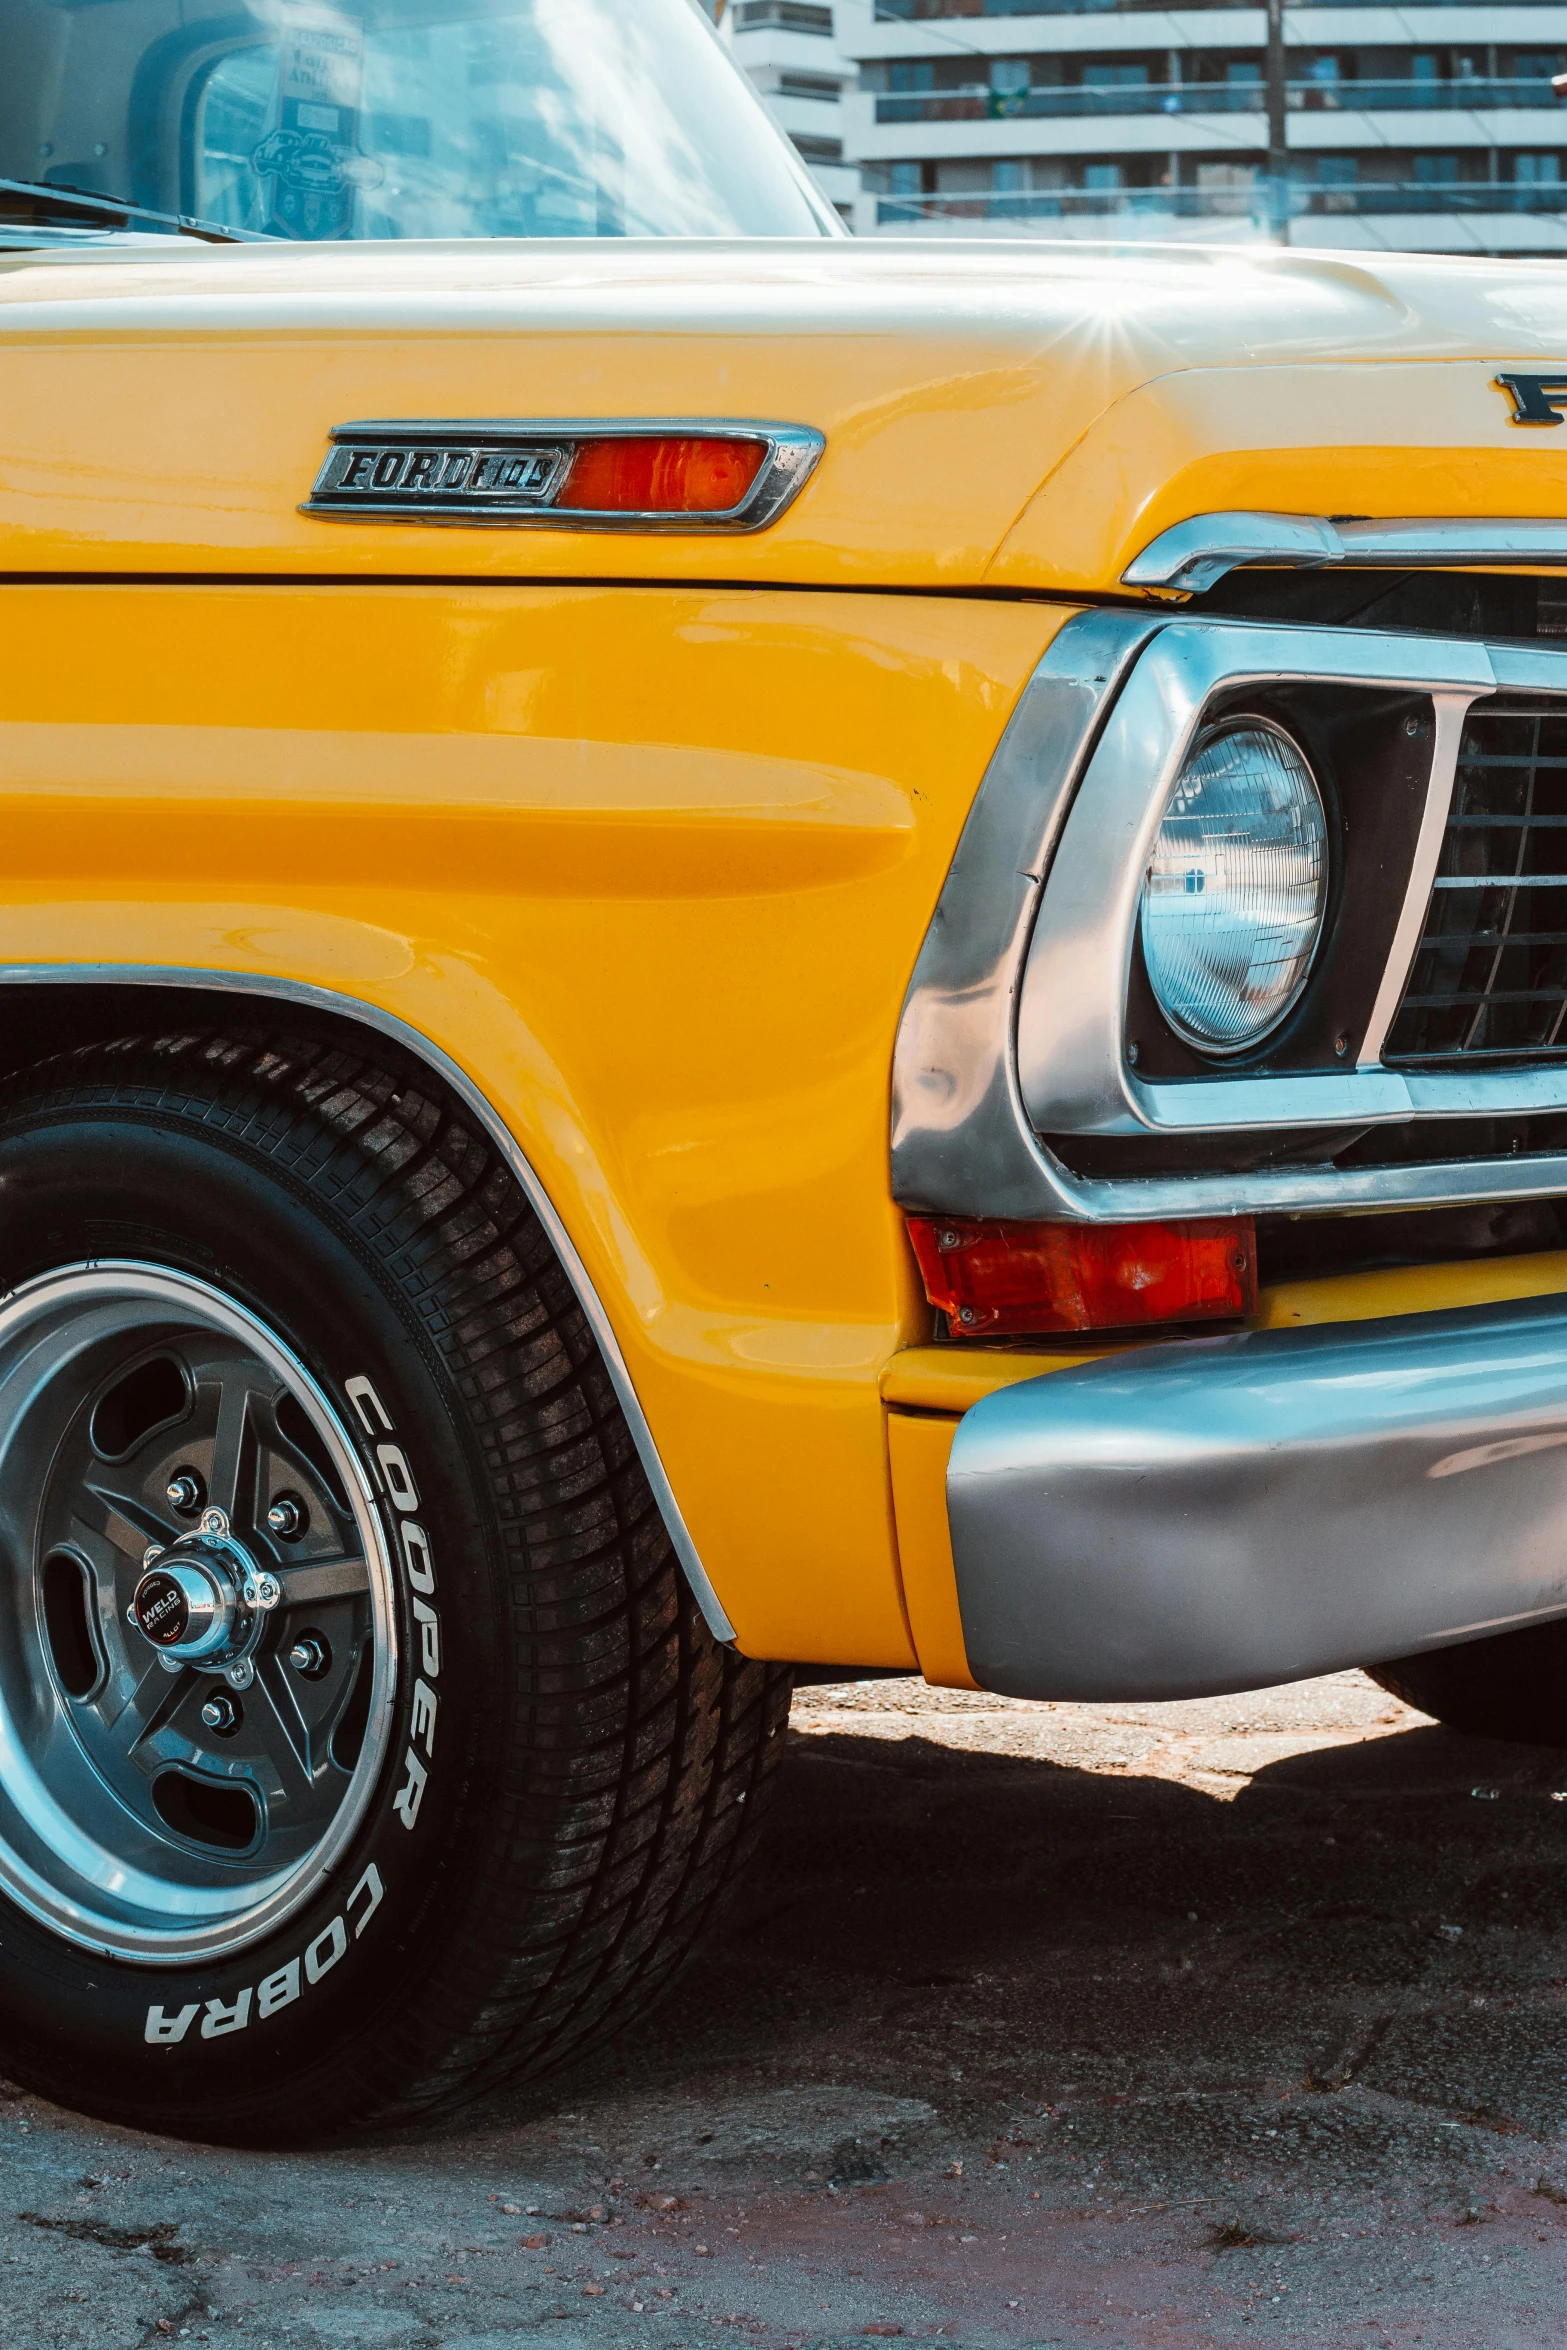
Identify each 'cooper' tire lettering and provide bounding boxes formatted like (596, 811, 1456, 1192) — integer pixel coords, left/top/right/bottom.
(412, 1597, 439, 1675)
(344, 1375, 393, 1435)
(401, 1521, 435, 1595)
(375, 1443, 419, 1512)
(352, 1380, 441, 1840)
(392, 1747, 428, 1831)
(412, 1678, 438, 1754)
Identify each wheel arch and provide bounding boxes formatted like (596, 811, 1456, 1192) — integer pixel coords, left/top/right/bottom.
(0, 964, 735, 1645)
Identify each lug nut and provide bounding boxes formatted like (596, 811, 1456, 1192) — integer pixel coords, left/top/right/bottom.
(266, 1494, 307, 1541)
(166, 1470, 204, 1516)
(200, 1692, 240, 1735)
(288, 1634, 329, 1679)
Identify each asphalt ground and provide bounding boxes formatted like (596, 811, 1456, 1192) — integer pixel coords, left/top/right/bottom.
(7, 1672, 1567, 2349)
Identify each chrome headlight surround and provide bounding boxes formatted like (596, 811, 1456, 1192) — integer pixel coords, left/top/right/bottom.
(1014, 621, 1495, 1140)
(1139, 715, 1329, 1058)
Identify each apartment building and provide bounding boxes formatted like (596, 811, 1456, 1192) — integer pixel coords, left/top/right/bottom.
(722, 0, 862, 219)
(837, 0, 1567, 251)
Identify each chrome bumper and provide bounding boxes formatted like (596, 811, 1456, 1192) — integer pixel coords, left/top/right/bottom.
(948, 1294, 1567, 1702)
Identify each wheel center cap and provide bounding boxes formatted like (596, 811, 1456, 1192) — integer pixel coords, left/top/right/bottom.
(129, 1507, 281, 1674)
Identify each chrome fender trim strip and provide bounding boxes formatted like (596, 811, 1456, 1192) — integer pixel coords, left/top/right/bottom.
(0, 964, 736, 1644)
(1123, 511, 1567, 600)
(949, 1292, 1567, 1702)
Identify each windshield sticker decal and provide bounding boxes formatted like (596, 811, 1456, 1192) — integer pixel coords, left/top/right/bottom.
(252, 8, 377, 239)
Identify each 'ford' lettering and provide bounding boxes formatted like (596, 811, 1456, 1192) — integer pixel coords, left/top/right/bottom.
(305, 429, 571, 520)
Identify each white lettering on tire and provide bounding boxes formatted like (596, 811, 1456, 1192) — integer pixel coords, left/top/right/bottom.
(411, 1679, 438, 1754)
(345, 1375, 393, 1434)
(412, 1597, 439, 1674)
(348, 1861, 383, 1938)
(201, 1988, 252, 2039)
(402, 1523, 435, 1595)
(143, 1861, 387, 2047)
(392, 1747, 428, 1830)
(144, 2003, 199, 2046)
(142, 1352, 443, 2051)
(375, 1444, 419, 1512)
(258, 1959, 301, 2018)
(352, 1379, 441, 1834)
(305, 1917, 348, 1985)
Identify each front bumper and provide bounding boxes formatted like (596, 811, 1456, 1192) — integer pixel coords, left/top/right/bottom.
(948, 1291, 1567, 1702)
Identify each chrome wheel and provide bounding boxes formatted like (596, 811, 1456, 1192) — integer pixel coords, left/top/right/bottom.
(0, 1263, 395, 1964)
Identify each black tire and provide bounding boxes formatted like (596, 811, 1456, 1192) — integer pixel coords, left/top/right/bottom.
(0, 1027, 790, 2143)
(1370, 1620, 1567, 1746)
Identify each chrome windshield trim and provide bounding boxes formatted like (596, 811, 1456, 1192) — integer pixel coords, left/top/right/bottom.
(0, 964, 735, 1644)
(1123, 511, 1567, 599)
(302, 419, 824, 533)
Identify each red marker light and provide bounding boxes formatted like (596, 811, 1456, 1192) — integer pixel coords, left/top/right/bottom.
(906, 1215, 1256, 1338)
(560, 436, 766, 515)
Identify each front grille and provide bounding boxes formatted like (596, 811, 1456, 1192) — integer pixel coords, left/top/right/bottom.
(1384, 696, 1567, 1065)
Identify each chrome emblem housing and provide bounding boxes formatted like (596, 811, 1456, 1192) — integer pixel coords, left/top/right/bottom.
(302, 418, 824, 530)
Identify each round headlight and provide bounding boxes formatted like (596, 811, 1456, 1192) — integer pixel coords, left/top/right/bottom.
(1139, 718, 1328, 1055)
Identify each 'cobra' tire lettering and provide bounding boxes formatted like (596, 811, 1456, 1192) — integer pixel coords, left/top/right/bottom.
(0, 1028, 790, 2144)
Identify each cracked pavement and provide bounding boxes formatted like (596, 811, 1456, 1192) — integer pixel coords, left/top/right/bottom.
(4, 1672, 1567, 2346)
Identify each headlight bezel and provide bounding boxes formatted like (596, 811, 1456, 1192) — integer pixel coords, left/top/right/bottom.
(1014, 624, 1455, 1145)
(1137, 710, 1331, 1062)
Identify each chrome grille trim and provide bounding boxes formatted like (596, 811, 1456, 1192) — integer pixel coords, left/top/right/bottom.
(1386, 697, 1567, 1065)
(891, 611, 1567, 1225)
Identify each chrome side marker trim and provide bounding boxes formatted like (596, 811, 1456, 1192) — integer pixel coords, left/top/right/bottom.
(950, 1293, 1567, 1703)
(1123, 511, 1567, 600)
(303, 418, 823, 532)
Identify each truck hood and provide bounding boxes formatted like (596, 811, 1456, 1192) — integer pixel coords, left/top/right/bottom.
(5, 235, 1567, 589)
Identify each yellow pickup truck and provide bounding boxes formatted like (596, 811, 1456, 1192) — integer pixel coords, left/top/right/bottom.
(6, 0, 1567, 2146)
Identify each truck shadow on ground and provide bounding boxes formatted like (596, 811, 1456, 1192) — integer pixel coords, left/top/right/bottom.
(522, 1704, 1567, 2203)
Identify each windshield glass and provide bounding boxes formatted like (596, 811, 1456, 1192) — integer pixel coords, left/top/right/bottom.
(1, 0, 830, 240)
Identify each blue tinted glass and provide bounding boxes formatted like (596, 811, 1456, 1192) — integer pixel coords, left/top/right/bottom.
(5, 0, 830, 242)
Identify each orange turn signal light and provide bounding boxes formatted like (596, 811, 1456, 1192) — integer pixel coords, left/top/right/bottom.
(560, 436, 766, 515)
(906, 1214, 1257, 1338)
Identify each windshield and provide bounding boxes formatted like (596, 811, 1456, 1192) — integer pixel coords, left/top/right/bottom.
(0, 0, 831, 241)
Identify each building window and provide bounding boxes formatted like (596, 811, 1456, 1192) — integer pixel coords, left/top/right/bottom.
(777, 72, 841, 100)
(790, 132, 844, 161)
(863, 161, 926, 196)
(733, 1, 834, 30)
(1516, 152, 1564, 183)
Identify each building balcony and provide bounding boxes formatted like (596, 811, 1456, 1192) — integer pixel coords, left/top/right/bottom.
(841, 3, 1567, 58)
(871, 75, 1559, 118)
(870, 0, 1565, 13)
(870, 179, 1566, 226)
